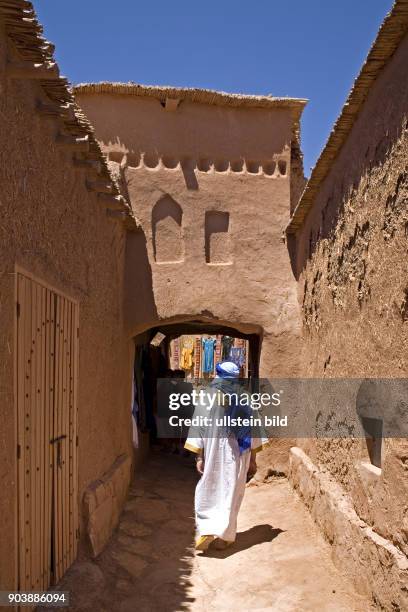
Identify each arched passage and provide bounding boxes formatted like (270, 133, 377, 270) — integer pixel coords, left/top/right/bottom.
(130, 316, 263, 457)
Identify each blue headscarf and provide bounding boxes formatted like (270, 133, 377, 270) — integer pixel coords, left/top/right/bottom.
(212, 361, 251, 454)
(215, 361, 240, 378)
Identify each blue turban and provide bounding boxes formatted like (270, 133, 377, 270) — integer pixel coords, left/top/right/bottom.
(215, 361, 240, 379)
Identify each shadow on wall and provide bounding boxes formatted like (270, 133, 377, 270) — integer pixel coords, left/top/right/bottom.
(205, 211, 231, 264)
(181, 158, 199, 191)
(124, 228, 158, 329)
(286, 233, 299, 280)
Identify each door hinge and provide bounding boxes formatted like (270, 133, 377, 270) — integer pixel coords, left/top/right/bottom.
(76, 528, 80, 540)
(76, 327, 79, 338)
(17, 444, 21, 459)
(16, 302, 20, 318)
(76, 435, 79, 447)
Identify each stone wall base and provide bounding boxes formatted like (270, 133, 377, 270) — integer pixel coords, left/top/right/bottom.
(288, 447, 408, 611)
(255, 439, 296, 478)
(83, 454, 132, 557)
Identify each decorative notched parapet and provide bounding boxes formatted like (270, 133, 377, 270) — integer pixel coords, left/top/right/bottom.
(105, 150, 289, 178)
(73, 82, 307, 160)
(73, 82, 307, 216)
(0, 0, 137, 231)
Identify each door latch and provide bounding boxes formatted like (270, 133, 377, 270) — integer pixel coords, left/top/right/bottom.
(50, 434, 67, 468)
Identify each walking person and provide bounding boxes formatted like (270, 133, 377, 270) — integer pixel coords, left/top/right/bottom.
(185, 361, 269, 551)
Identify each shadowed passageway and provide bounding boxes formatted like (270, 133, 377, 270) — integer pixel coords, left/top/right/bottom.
(48, 453, 373, 611)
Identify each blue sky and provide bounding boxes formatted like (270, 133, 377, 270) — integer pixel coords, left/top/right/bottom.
(35, 0, 392, 176)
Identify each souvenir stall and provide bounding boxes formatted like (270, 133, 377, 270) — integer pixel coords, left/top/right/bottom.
(169, 334, 248, 378)
(132, 329, 253, 454)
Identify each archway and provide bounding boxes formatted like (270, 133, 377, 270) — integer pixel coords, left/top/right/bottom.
(130, 316, 263, 459)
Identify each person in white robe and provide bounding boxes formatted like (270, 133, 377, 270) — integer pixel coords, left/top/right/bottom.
(184, 361, 269, 551)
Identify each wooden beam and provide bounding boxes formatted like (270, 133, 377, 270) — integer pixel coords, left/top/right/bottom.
(4, 20, 43, 34)
(86, 179, 114, 194)
(36, 101, 74, 120)
(0, 0, 27, 7)
(164, 97, 180, 111)
(98, 193, 126, 209)
(7, 61, 59, 79)
(106, 209, 139, 231)
(0, 2, 27, 11)
(72, 157, 102, 173)
(56, 134, 89, 152)
(0, 7, 26, 16)
(106, 209, 128, 219)
(41, 41, 55, 54)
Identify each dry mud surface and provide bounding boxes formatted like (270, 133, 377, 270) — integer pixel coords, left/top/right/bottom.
(48, 452, 374, 611)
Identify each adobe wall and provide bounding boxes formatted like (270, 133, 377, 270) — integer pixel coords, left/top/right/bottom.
(293, 30, 408, 598)
(0, 27, 133, 587)
(75, 92, 303, 378)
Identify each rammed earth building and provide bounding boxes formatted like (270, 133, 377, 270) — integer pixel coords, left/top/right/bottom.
(0, 0, 407, 609)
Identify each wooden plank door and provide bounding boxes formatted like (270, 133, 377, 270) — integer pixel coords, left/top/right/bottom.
(16, 274, 54, 593)
(16, 273, 79, 593)
(52, 293, 79, 582)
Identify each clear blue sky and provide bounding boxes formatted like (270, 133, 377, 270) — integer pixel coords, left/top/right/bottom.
(35, 0, 392, 176)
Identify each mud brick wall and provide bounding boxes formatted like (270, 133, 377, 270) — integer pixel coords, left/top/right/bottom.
(75, 89, 306, 379)
(294, 33, 408, 564)
(0, 19, 133, 587)
(83, 455, 132, 557)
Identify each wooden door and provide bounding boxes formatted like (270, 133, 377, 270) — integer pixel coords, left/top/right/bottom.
(52, 293, 79, 582)
(16, 272, 79, 593)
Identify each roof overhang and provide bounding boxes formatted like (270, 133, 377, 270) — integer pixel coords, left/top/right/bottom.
(286, 0, 408, 235)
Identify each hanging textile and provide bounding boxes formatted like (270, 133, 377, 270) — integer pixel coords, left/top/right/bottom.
(180, 347, 193, 370)
(229, 346, 245, 368)
(134, 346, 147, 431)
(194, 336, 201, 378)
(131, 371, 139, 448)
(142, 346, 157, 435)
(170, 337, 180, 370)
(221, 335, 234, 360)
(202, 337, 216, 373)
(180, 337, 194, 370)
(215, 335, 222, 368)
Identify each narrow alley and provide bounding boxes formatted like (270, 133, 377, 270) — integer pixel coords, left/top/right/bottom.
(2, 1, 408, 609)
(49, 452, 373, 612)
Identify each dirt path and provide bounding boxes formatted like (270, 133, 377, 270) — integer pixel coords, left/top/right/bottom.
(52, 452, 373, 611)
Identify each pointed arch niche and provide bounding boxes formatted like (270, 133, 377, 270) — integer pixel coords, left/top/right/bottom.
(152, 195, 184, 263)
